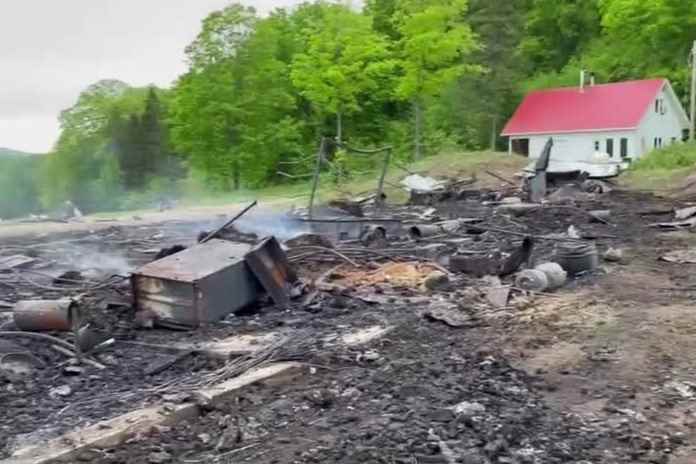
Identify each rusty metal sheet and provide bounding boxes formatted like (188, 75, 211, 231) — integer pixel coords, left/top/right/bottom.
(244, 237, 297, 306)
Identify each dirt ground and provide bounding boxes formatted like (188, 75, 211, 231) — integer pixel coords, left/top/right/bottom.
(4, 182, 696, 463)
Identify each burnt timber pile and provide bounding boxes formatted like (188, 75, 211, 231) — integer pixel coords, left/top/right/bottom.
(3, 173, 696, 463)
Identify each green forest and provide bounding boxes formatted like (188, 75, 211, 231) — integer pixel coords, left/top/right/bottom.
(3, 0, 696, 218)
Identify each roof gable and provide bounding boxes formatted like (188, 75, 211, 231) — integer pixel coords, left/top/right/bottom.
(502, 79, 668, 136)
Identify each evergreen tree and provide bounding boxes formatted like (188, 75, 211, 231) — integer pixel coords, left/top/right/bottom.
(444, 0, 530, 149)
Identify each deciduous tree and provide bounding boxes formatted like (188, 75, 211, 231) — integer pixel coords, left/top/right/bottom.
(519, 0, 601, 72)
(290, 4, 395, 142)
(393, 0, 480, 158)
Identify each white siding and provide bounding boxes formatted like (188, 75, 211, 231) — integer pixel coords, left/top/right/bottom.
(525, 130, 634, 163)
(635, 87, 686, 157)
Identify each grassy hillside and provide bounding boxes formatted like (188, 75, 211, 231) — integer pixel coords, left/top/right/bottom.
(621, 142, 696, 191)
(320, 150, 526, 204)
(178, 150, 527, 209)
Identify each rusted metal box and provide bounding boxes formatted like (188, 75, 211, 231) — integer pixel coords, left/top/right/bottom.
(132, 240, 262, 326)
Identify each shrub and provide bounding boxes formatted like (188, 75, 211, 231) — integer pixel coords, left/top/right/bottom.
(631, 142, 696, 171)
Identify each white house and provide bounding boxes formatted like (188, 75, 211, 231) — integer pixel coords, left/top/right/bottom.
(501, 77, 691, 175)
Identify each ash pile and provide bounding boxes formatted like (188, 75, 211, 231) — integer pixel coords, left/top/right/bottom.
(0, 151, 687, 463)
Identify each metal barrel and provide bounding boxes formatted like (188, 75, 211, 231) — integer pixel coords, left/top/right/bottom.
(555, 243, 599, 276)
(13, 299, 78, 331)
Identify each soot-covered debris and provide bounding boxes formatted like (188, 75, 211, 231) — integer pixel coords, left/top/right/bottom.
(1, 180, 694, 463)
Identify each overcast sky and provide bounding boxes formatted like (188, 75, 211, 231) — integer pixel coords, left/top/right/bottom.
(0, 0, 302, 153)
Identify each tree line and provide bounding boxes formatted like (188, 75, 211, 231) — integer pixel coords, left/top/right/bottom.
(5, 0, 694, 218)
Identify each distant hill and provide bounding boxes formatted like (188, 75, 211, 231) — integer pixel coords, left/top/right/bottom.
(0, 147, 43, 157)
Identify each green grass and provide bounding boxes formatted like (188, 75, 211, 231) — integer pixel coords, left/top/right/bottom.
(621, 167, 694, 191)
(179, 182, 313, 208)
(621, 142, 696, 190)
(631, 142, 696, 171)
(83, 150, 525, 219)
(174, 150, 524, 209)
(313, 150, 525, 204)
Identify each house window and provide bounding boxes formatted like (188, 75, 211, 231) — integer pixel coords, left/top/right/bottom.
(594, 141, 600, 151)
(655, 98, 666, 115)
(620, 138, 628, 158)
(606, 139, 614, 157)
(654, 137, 663, 148)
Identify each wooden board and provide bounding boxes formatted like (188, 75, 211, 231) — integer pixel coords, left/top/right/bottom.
(4, 362, 302, 464)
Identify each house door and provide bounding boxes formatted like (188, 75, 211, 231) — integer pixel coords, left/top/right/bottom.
(620, 138, 629, 159)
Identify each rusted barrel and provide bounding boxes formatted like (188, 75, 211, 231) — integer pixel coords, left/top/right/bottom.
(13, 299, 78, 331)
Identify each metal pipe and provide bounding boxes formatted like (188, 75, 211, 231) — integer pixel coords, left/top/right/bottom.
(200, 200, 258, 244)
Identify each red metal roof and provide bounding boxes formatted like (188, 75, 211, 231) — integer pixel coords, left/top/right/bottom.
(501, 79, 666, 136)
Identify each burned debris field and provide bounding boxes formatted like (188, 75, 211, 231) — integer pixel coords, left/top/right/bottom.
(3, 175, 696, 464)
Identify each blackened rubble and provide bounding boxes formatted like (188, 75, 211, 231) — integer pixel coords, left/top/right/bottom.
(1, 173, 694, 463)
(79, 310, 668, 464)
